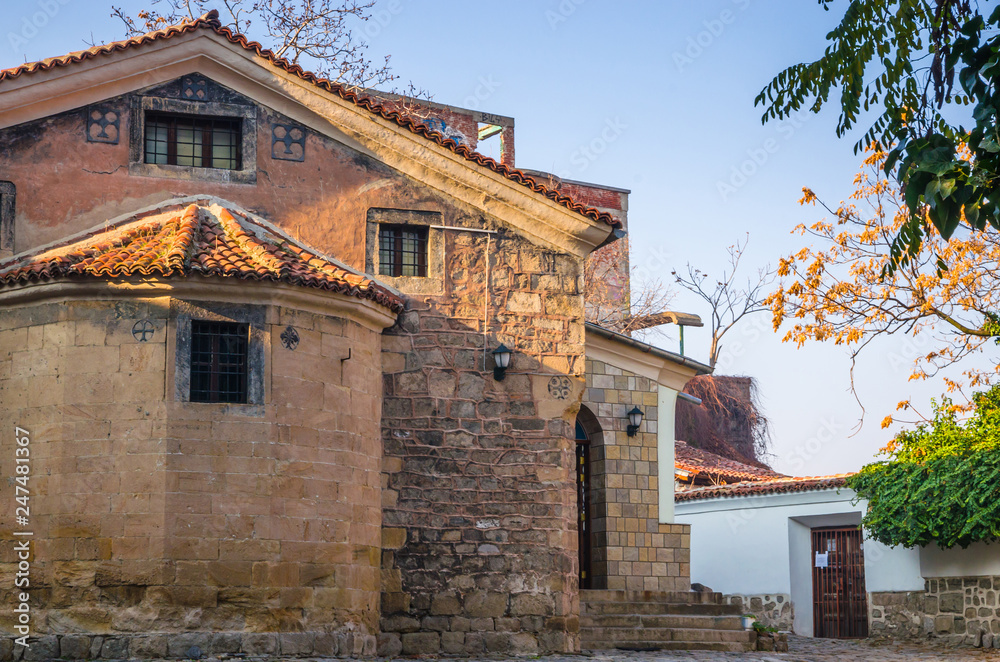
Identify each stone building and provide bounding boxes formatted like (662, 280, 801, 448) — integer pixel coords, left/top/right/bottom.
(0, 11, 750, 659)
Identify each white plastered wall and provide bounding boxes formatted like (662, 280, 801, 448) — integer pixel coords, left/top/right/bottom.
(657, 386, 678, 523)
(676, 488, 923, 636)
(920, 541, 1000, 577)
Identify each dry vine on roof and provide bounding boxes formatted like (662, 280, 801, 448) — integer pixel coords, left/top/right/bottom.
(675, 374, 772, 467)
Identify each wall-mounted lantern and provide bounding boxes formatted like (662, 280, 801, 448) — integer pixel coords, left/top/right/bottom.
(492, 344, 513, 381)
(626, 406, 644, 437)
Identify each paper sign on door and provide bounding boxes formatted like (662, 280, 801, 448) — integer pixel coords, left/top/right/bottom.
(815, 552, 829, 568)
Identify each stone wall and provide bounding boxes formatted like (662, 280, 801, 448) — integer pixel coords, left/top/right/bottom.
(724, 594, 793, 631)
(379, 231, 587, 656)
(869, 579, 1000, 645)
(581, 358, 690, 592)
(921, 577, 1000, 645)
(0, 293, 385, 659)
(868, 591, 924, 639)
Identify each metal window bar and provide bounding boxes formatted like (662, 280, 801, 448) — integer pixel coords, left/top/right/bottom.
(145, 113, 241, 170)
(190, 320, 249, 403)
(811, 526, 869, 638)
(379, 224, 427, 277)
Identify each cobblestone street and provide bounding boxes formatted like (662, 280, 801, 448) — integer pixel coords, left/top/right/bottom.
(142, 636, 1000, 662)
(564, 637, 1000, 661)
(452, 637, 1000, 662)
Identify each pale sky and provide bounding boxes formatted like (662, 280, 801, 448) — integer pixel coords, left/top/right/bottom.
(4, 0, 989, 476)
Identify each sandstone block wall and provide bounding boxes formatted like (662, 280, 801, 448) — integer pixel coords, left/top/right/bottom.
(582, 358, 690, 592)
(0, 294, 384, 658)
(379, 231, 586, 656)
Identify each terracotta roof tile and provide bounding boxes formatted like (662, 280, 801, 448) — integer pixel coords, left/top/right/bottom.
(0, 11, 620, 230)
(0, 202, 403, 313)
(674, 474, 854, 503)
(674, 440, 785, 484)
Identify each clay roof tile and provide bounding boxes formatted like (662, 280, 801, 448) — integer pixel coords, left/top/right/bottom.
(675, 474, 855, 503)
(0, 203, 403, 313)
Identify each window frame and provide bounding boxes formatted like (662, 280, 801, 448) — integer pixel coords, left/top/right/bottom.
(144, 112, 243, 170)
(366, 208, 445, 295)
(378, 223, 429, 278)
(129, 96, 257, 184)
(189, 319, 250, 404)
(171, 302, 266, 411)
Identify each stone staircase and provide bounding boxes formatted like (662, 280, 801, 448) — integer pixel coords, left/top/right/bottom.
(580, 590, 755, 652)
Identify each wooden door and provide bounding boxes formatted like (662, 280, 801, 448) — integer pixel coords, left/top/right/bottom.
(575, 420, 592, 589)
(811, 527, 868, 638)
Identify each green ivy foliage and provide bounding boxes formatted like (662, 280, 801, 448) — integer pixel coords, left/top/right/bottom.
(757, 1, 1000, 272)
(848, 385, 1000, 549)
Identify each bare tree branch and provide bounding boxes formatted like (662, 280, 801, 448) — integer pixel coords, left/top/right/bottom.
(672, 234, 775, 368)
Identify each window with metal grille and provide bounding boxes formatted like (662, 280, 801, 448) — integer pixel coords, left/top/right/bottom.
(378, 224, 428, 277)
(144, 113, 241, 170)
(189, 320, 249, 403)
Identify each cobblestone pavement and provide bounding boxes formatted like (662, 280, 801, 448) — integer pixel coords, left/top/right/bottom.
(562, 636, 1000, 661)
(149, 636, 1000, 661)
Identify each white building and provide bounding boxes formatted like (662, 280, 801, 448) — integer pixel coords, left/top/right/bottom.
(675, 476, 1000, 644)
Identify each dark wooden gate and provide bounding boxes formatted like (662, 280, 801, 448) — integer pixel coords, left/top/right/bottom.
(575, 420, 592, 589)
(811, 527, 868, 638)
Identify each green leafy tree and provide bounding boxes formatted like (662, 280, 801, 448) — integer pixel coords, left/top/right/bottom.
(848, 384, 1000, 549)
(757, 1, 1000, 269)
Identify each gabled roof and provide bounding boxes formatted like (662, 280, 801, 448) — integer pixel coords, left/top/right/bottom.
(674, 440, 785, 484)
(674, 474, 854, 503)
(0, 201, 403, 313)
(0, 11, 618, 230)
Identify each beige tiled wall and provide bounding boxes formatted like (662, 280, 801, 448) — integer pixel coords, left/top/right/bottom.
(582, 358, 690, 592)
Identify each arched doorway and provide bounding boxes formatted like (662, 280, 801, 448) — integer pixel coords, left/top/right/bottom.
(575, 406, 601, 589)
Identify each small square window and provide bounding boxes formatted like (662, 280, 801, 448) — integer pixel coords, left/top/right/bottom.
(379, 224, 428, 277)
(189, 320, 249, 403)
(145, 113, 242, 170)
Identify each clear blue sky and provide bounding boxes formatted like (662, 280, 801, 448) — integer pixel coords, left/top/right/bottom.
(5, 0, 988, 475)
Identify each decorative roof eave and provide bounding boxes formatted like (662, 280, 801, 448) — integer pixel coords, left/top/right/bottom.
(0, 277, 398, 332)
(585, 322, 712, 391)
(674, 474, 854, 503)
(0, 12, 618, 257)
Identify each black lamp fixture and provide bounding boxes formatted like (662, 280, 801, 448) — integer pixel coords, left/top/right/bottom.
(626, 406, 644, 437)
(491, 343, 513, 381)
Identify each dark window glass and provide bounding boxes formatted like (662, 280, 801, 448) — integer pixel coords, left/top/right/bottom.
(379, 224, 428, 277)
(190, 320, 249, 403)
(145, 113, 241, 170)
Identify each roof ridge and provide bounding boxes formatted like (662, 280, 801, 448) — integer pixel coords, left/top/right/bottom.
(0, 13, 619, 229)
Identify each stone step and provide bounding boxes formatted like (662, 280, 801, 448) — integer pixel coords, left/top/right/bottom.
(581, 626, 754, 645)
(581, 601, 742, 617)
(580, 614, 744, 630)
(581, 640, 754, 653)
(581, 589, 723, 605)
